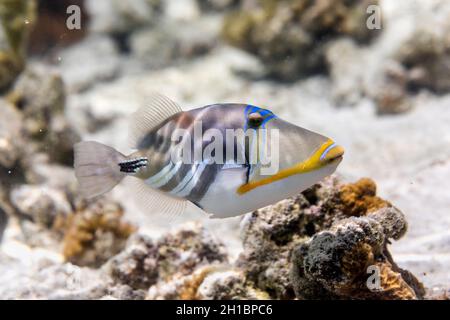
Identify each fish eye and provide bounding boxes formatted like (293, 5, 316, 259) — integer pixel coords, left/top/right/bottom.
(248, 112, 264, 128)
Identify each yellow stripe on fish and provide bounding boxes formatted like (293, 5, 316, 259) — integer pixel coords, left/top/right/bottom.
(236, 139, 343, 195)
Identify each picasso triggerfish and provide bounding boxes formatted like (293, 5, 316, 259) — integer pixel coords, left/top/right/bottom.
(74, 94, 344, 218)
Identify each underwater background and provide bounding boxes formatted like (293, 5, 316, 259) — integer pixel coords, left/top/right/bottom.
(0, 0, 449, 299)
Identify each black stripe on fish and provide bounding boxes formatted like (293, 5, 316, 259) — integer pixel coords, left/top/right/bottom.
(119, 158, 148, 173)
(185, 163, 221, 203)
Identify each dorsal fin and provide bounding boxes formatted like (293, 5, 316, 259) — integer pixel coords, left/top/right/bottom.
(129, 93, 183, 148)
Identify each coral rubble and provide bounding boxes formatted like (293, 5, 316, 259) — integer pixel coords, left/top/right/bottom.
(291, 209, 424, 299)
(237, 176, 424, 300)
(0, 172, 428, 299)
(394, 15, 450, 94)
(223, 0, 381, 80)
(29, 0, 87, 54)
(197, 268, 269, 300)
(0, 98, 23, 168)
(197, 0, 240, 12)
(147, 266, 269, 300)
(107, 222, 228, 290)
(86, 0, 162, 34)
(10, 184, 71, 228)
(59, 198, 135, 268)
(0, 0, 36, 90)
(7, 65, 79, 165)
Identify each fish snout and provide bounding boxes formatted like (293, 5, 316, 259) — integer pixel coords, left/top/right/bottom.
(319, 142, 345, 164)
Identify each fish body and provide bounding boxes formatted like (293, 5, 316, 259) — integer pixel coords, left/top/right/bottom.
(74, 95, 344, 218)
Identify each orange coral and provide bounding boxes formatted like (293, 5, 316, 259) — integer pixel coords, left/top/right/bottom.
(339, 178, 391, 216)
(60, 200, 135, 267)
(335, 261, 419, 300)
(179, 266, 216, 300)
(340, 242, 375, 280)
(376, 262, 417, 300)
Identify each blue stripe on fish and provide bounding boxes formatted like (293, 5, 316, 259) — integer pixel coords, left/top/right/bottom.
(258, 109, 272, 116)
(248, 105, 259, 114)
(244, 105, 277, 130)
(320, 142, 337, 161)
(261, 114, 276, 128)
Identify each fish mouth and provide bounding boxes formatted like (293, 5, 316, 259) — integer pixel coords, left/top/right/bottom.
(319, 142, 344, 165)
(237, 140, 344, 195)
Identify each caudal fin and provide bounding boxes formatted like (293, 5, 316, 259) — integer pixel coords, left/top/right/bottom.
(74, 141, 126, 198)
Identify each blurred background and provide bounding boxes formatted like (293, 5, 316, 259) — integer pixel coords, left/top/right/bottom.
(0, 0, 449, 299)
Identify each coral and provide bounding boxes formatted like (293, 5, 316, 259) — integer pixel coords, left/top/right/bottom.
(0, 101, 26, 239)
(236, 176, 344, 299)
(10, 185, 72, 228)
(236, 175, 390, 299)
(57, 35, 120, 93)
(236, 182, 333, 299)
(107, 234, 159, 290)
(0, 51, 22, 91)
(0, 259, 111, 299)
(129, 18, 219, 69)
(7, 65, 80, 165)
(197, 0, 240, 12)
(426, 288, 450, 300)
(325, 1, 450, 112)
(59, 198, 135, 268)
(222, 0, 381, 80)
(364, 1, 450, 114)
(147, 265, 217, 300)
(325, 39, 367, 106)
(366, 60, 418, 115)
(105, 284, 147, 300)
(0, 0, 36, 90)
(178, 266, 216, 300)
(108, 222, 228, 290)
(9, 184, 72, 248)
(290, 204, 425, 300)
(367, 207, 407, 241)
(0, 65, 79, 218)
(86, 0, 161, 34)
(0, 99, 23, 168)
(0, 206, 6, 242)
(394, 17, 450, 94)
(197, 269, 269, 300)
(8, 66, 65, 131)
(27, 162, 78, 189)
(338, 177, 391, 217)
(155, 222, 229, 280)
(147, 266, 269, 300)
(28, 0, 87, 54)
(325, 37, 413, 112)
(237, 175, 424, 300)
(0, 63, 130, 260)
(0, 172, 427, 299)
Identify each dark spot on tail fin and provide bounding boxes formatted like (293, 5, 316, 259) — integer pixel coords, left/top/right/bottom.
(119, 157, 148, 173)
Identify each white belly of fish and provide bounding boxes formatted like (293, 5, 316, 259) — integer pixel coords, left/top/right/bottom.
(199, 163, 339, 218)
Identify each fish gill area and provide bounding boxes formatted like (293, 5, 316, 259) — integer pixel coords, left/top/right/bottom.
(0, 0, 449, 300)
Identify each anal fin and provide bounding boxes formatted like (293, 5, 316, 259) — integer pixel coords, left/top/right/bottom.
(126, 177, 188, 223)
